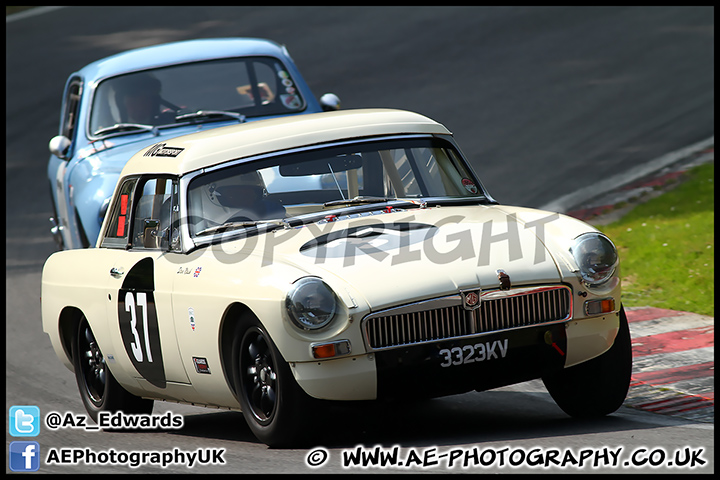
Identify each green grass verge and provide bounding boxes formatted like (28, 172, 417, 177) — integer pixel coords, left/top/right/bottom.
(597, 162, 714, 316)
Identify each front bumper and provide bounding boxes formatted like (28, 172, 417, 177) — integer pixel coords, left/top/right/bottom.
(290, 313, 619, 401)
(374, 322, 567, 399)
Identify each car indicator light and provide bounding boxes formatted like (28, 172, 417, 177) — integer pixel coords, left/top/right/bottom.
(311, 340, 351, 359)
(584, 298, 615, 315)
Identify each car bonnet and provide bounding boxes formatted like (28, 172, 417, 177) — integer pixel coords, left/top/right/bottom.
(243, 205, 567, 312)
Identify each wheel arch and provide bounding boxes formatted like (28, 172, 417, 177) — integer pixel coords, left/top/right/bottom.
(218, 302, 261, 399)
(57, 306, 84, 366)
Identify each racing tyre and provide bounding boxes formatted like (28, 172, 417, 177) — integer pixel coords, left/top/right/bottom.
(72, 316, 153, 423)
(232, 318, 312, 447)
(542, 306, 632, 418)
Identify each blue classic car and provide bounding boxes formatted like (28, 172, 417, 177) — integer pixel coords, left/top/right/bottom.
(48, 37, 340, 250)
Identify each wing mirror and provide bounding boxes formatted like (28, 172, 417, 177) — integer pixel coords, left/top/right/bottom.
(319, 93, 341, 111)
(49, 135, 72, 160)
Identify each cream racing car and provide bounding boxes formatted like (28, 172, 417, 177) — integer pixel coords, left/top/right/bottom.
(42, 109, 631, 447)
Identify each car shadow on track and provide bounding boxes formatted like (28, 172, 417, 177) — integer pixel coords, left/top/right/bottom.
(159, 385, 694, 448)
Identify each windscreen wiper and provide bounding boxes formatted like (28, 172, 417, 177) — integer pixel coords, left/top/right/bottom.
(195, 219, 286, 237)
(323, 196, 407, 207)
(422, 196, 494, 206)
(93, 123, 157, 137)
(174, 110, 246, 124)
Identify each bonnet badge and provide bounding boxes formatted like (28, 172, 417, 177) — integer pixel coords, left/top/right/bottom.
(461, 290, 481, 310)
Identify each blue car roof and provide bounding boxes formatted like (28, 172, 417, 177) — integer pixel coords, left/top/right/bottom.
(77, 37, 291, 83)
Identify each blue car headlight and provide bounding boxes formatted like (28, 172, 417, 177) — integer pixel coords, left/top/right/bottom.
(285, 277, 338, 331)
(570, 233, 619, 286)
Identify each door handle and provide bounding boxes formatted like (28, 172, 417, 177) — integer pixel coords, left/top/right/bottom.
(110, 267, 124, 278)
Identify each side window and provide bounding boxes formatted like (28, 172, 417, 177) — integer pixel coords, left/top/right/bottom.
(61, 78, 82, 141)
(102, 179, 137, 249)
(130, 177, 176, 250)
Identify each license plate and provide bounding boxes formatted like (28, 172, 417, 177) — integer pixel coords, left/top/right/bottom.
(438, 338, 508, 368)
(373, 323, 567, 399)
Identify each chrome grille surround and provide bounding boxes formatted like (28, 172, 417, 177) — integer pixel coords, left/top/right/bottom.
(362, 285, 572, 351)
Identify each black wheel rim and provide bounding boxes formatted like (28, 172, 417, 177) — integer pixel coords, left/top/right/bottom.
(78, 321, 106, 406)
(240, 327, 278, 424)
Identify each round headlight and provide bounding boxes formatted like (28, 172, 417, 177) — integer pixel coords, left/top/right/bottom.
(285, 277, 338, 330)
(570, 233, 618, 286)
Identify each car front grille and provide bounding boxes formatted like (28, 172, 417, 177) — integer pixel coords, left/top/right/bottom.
(365, 304, 470, 350)
(363, 285, 571, 350)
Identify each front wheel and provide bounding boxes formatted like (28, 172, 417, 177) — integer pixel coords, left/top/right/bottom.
(72, 316, 153, 422)
(542, 306, 632, 418)
(231, 319, 313, 447)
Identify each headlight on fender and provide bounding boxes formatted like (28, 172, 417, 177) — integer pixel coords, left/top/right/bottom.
(570, 233, 618, 286)
(285, 277, 339, 331)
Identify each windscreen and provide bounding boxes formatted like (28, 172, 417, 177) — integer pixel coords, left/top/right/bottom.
(90, 56, 305, 135)
(186, 138, 485, 238)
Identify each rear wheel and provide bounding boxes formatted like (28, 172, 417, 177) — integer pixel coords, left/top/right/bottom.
(72, 316, 153, 422)
(232, 318, 312, 447)
(542, 306, 632, 418)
